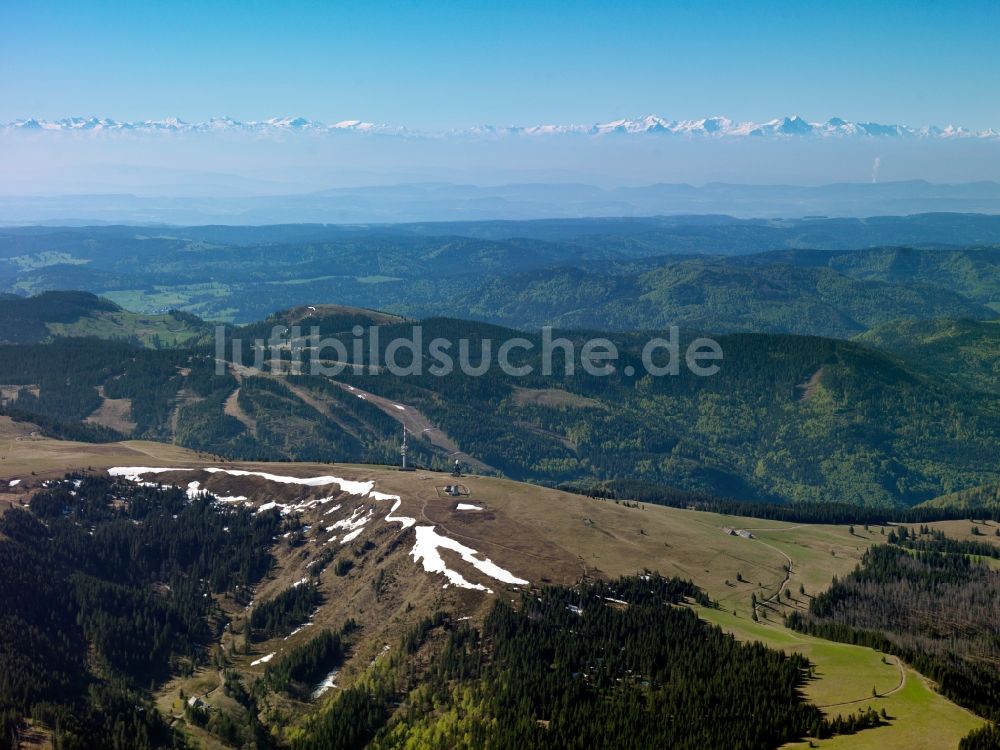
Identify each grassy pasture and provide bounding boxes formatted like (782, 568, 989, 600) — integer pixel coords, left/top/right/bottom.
(0, 421, 988, 749)
(46, 309, 211, 347)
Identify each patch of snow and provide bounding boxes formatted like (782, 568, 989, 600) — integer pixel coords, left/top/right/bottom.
(110, 466, 374, 496)
(280, 495, 342, 516)
(109, 468, 409, 525)
(108, 466, 184, 482)
(455, 503, 482, 511)
(292, 577, 309, 588)
(327, 505, 373, 532)
(385, 498, 415, 529)
(250, 652, 275, 666)
(203, 468, 375, 497)
(311, 668, 339, 699)
(214, 494, 249, 504)
(410, 525, 528, 593)
(392, 404, 405, 411)
(285, 622, 313, 640)
(8, 479, 20, 487)
(340, 528, 364, 544)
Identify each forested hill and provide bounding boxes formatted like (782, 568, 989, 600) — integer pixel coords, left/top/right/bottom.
(2, 218, 999, 334)
(857, 318, 1000, 394)
(0, 290, 211, 347)
(440, 259, 992, 336)
(920, 484, 1000, 512)
(735, 245, 1000, 309)
(0, 290, 119, 343)
(2, 310, 999, 507)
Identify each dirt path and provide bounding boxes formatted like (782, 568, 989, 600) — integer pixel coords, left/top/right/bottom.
(687, 514, 796, 612)
(756, 538, 793, 608)
(740, 531, 911, 709)
(816, 657, 907, 708)
(738, 524, 810, 532)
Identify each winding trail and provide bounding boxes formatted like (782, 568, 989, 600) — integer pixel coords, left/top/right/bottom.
(816, 657, 907, 708)
(748, 537, 911, 709)
(690, 516, 910, 709)
(755, 538, 793, 608)
(738, 524, 810, 532)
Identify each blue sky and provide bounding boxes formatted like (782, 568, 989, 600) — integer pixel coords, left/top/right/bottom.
(2, 0, 998, 128)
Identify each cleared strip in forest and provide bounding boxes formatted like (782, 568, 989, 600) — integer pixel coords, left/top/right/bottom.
(329, 380, 493, 472)
(223, 387, 257, 436)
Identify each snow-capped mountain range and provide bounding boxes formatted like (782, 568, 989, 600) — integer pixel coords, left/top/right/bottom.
(3, 116, 397, 135)
(4, 114, 999, 140)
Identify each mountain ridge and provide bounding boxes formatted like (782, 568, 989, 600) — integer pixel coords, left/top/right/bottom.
(7, 113, 1000, 140)
(3, 302, 1000, 507)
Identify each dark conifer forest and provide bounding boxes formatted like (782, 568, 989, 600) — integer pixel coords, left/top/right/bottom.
(293, 580, 884, 750)
(0, 476, 280, 749)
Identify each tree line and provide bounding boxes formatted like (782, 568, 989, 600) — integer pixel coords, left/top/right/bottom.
(787, 541, 1000, 723)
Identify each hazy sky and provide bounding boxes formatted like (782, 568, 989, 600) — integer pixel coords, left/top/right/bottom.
(3, 0, 999, 129)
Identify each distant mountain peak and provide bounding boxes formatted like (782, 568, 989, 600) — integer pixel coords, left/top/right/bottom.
(4, 114, 998, 140)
